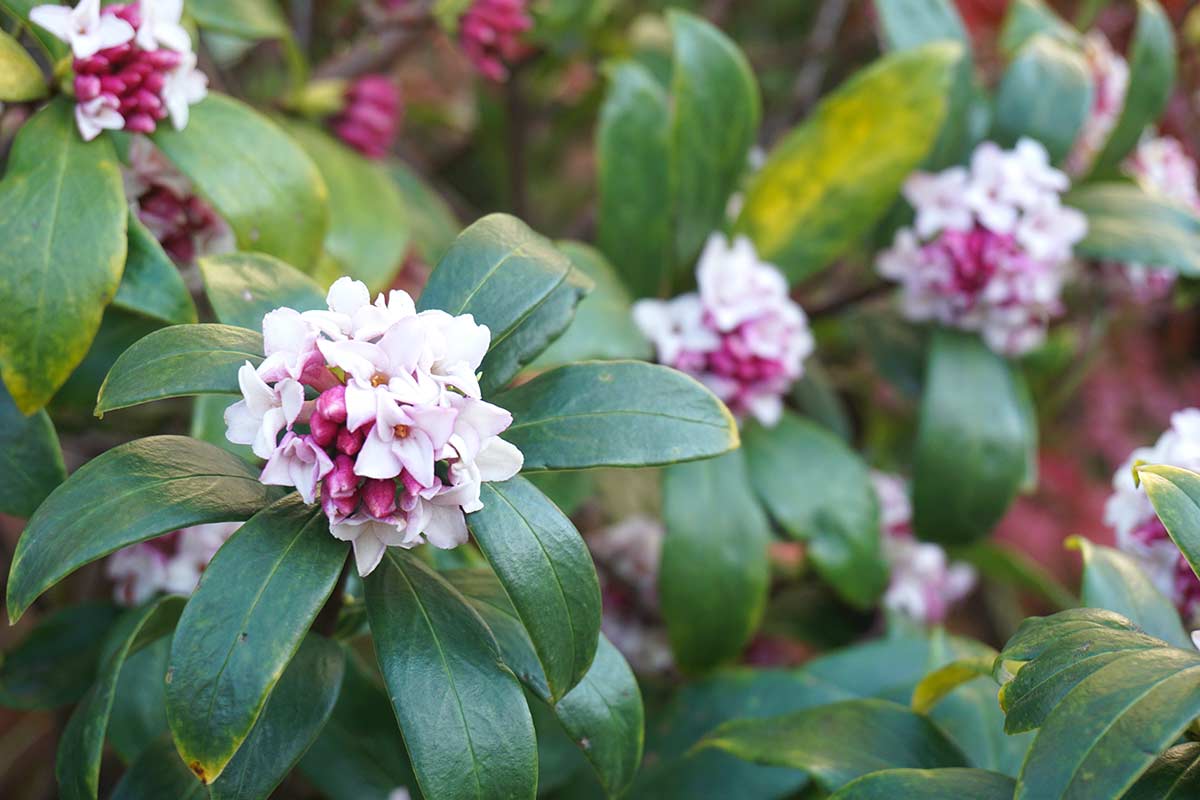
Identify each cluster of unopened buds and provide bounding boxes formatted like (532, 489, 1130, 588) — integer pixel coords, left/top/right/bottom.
(1065, 32, 1129, 177)
(878, 138, 1087, 356)
(224, 277, 523, 577)
(123, 135, 233, 264)
(1106, 408, 1200, 622)
(634, 234, 814, 427)
(872, 471, 976, 625)
(106, 522, 239, 606)
(31, 0, 207, 141)
(457, 0, 532, 82)
(330, 74, 402, 159)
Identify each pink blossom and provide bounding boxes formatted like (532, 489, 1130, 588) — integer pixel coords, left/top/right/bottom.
(260, 432, 335, 504)
(458, 0, 532, 82)
(1066, 33, 1129, 177)
(330, 74, 402, 159)
(105, 522, 239, 605)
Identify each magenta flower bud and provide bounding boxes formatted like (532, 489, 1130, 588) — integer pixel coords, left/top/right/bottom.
(337, 425, 365, 456)
(316, 385, 348, 423)
(143, 72, 165, 94)
(74, 74, 102, 101)
(309, 409, 338, 447)
(329, 74, 401, 159)
(362, 478, 397, 519)
(125, 112, 156, 134)
(321, 485, 359, 519)
(326, 454, 358, 496)
(99, 75, 127, 95)
(145, 49, 183, 70)
(135, 88, 162, 113)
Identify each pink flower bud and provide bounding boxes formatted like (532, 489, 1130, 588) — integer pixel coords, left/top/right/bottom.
(74, 75, 101, 101)
(309, 409, 338, 447)
(362, 478, 397, 518)
(326, 454, 358, 496)
(99, 75, 127, 95)
(125, 112, 156, 133)
(316, 385, 348, 423)
(337, 425, 366, 456)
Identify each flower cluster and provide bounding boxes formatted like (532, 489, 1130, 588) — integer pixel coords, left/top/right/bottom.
(330, 74, 402, 159)
(458, 0, 531, 82)
(872, 471, 976, 625)
(877, 138, 1087, 356)
(106, 523, 239, 606)
(224, 278, 524, 577)
(32, 0, 207, 141)
(1105, 409, 1200, 622)
(123, 135, 233, 264)
(633, 234, 814, 427)
(1105, 135, 1200, 302)
(1065, 32, 1129, 177)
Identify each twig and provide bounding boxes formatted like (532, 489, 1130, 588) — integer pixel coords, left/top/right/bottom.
(807, 281, 893, 319)
(312, 16, 433, 80)
(769, 0, 851, 138)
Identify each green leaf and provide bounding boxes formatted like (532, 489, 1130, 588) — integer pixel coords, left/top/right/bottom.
(525, 470, 594, 517)
(166, 496, 346, 784)
(468, 477, 601, 700)
(365, 550, 537, 800)
(875, 0, 969, 50)
(1089, 0, 1175, 176)
(1066, 183, 1200, 277)
(418, 214, 589, 395)
(387, 159, 460, 265)
(532, 241, 652, 369)
(829, 768, 1016, 800)
(6, 436, 278, 622)
(199, 251, 326, 331)
(0, 603, 120, 710)
(694, 698, 967, 792)
(956, 541, 1077, 611)
(96, 324, 264, 414)
(152, 94, 328, 271)
(56, 596, 186, 800)
(494, 361, 738, 470)
(667, 9, 760, 264)
(209, 634, 345, 800)
(596, 59, 673, 299)
(1124, 742, 1200, 800)
(109, 637, 170, 763)
(286, 123, 410, 291)
(744, 413, 887, 608)
(1140, 464, 1200, 579)
(0, 381, 65, 518)
(735, 43, 959, 282)
(0, 0, 67, 59)
(998, 0, 1079, 54)
(911, 656, 996, 714)
(187, 0, 291, 39)
(298, 649, 422, 800)
(661, 450, 770, 672)
(0, 28, 46, 101)
(790, 361, 853, 442)
(112, 217, 198, 325)
(992, 34, 1092, 163)
(913, 330, 1031, 545)
(110, 735, 205, 800)
(1068, 536, 1189, 649)
(0, 98, 127, 414)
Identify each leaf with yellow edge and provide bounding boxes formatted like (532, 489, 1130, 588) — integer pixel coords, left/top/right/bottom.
(911, 655, 996, 714)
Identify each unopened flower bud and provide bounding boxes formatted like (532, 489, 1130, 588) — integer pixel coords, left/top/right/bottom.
(363, 478, 398, 518)
(316, 385, 348, 423)
(337, 425, 366, 456)
(309, 409, 338, 447)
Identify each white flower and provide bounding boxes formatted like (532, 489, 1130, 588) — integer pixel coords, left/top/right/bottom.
(30, 0, 134, 58)
(259, 432, 334, 503)
(74, 94, 124, 142)
(696, 234, 790, 332)
(330, 513, 416, 577)
(1015, 198, 1088, 263)
(135, 0, 191, 52)
(904, 167, 973, 238)
(632, 295, 720, 367)
(355, 399, 457, 487)
(224, 363, 305, 459)
(418, 309, 491, 399)
(162, 51, 208, 130)
(106, 544, 168, 606)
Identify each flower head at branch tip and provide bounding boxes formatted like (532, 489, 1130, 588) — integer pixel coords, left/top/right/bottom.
(1065, 32, 1130, 178)
(330, 74, 402, 159)
(458, 0, 533, 82)
(877, 137, 1086, 357)
(224, 277, 524, 577)
(634, 233, 813, 427)
(105, 522, 239, 606)
(31, 0, 206, 140)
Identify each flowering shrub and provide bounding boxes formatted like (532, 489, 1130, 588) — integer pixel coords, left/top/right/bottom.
(2, 0, 1200, 798)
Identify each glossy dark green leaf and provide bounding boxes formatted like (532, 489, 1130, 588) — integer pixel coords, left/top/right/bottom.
(998, 0, 1079, 54)
(745, 413, 887, 608)
(661, 450, 770, 672)
(0, 28, 46, 101)
(0, 98, 127, 414)
(152, 94, 328, 271)
(695, 699, 967, 792)
(50, 308, 162, 415)
(209, 634, 345, 800)
(418, 214, 588, 395)
(735, 44, 959, 282)
(7, 436, 277, 622)
(668, 9, 759, 264)
(1124, 742, 1200, 800)
(1068, 183, 1200, 277)
(1068, 536, 1189, 648)
(109, 637, 170, 763)
(532, 241, 652, 369)
(199, 251, 326, 331)
(166, 496, 347, 784)
(495, 361, 737, 470)
(56, 596, 186, 800)
(468, 477, 601, 700)
(0, 0, 67, 58)
(875, 0, 968, 49)
(830, 768, 1016, 800)
(187, 0, 290, 38)
(0, 603, 120, 710)
(992, 34, 1092, 163)
(913, 330, 1031, 545)
(388, 159, 459, 265)
(0, 381, 66, 518)
(790, 361, 853, 442)
(286, 123, 410, 291)
(365, 551, 537, 800)
(1140, 465, 1200, 581)
(110, 735, 206, 800)
(112, 218, 197, 325)
(96, 324, 264, 414)
(525, 470, 594, 517)
(1089, 0, 1175, 176)
(596, 59, 673, 299)
(298, 649, 422, 800)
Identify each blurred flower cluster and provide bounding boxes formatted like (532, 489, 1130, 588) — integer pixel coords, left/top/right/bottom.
(106, 522, 239, 606)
